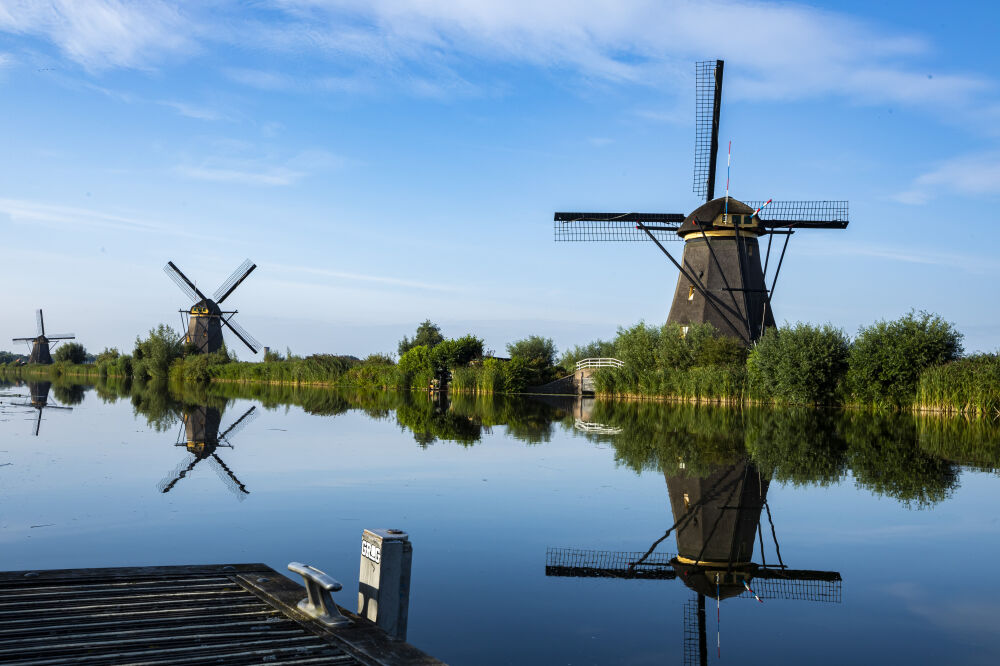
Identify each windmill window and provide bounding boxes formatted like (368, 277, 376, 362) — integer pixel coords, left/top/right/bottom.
(688, 285, 695, 300)
(748, 245, 753, 257)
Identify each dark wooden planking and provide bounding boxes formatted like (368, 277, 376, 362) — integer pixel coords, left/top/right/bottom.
(0, 564, 445, 666)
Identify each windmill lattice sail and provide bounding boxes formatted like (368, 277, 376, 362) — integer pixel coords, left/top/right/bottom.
(551, 58, 851, 344)
(163, 259, 261, 354)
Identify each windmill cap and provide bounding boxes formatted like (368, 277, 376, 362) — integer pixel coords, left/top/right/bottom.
(678, 197, 760, 238)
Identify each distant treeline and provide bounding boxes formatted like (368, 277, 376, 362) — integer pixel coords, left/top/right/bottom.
(3, 312, 997, 416)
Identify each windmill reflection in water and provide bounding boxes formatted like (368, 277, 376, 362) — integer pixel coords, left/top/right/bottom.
(9, 381, 73, 436)
(546, 457, 842, 664)
(157, 404, 257, 500)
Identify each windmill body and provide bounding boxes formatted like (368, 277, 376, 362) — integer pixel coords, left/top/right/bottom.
(163, 259, 261, 355)
(553, 60, 849, 345)
(12, 309, 75, 365)
(28, 338, 53, 365)
(666, 199, 775, 342)
(187, 299, 226, 354)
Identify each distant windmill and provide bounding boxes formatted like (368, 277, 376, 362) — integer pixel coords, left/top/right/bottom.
(546, 459, 841, 665)
(9, 381, 73, 436)
(157, 404, 256, 500)
(11, 310, 75, 364)
(554, 60, 850, 344)
(163, 259, 261, 354)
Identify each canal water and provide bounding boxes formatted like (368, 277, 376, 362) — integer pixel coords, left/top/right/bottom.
(2, 378, 999, 665)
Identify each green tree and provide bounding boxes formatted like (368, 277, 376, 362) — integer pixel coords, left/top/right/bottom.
(748, 323, 850, 405)
(54, 342, 87, 364)
(560, 339, 616, 368)
(506, 335, 557, 367)
(133, 324, 185, 380)
(429, 335, 484, 373)
(848, 311, 963, 407)
(398, 320, 444, 355)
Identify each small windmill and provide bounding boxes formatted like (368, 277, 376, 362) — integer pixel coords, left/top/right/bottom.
(157, 404, 256, 500)
(554, 60, 850, 344)
(9, 381, 73, 436)
(163, 259, 261, 355)
(11, 310, 75, 364)
(546, 460, 841, 665)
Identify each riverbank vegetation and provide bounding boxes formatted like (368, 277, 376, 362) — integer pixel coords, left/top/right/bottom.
(2, 312, 997, 415)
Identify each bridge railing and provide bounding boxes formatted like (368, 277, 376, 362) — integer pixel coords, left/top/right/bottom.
(575, 358, 624, 371)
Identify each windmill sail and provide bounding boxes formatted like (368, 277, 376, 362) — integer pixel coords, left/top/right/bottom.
(36, 309, 44, 337)
(222, 316, 261, 354)
(214, 259, 256, 304)
(693, 60, 724, 203)
(553, 213, 684, 241)
(164, 261, 206, 303)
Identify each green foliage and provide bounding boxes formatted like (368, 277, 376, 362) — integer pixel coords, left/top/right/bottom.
(0, 350, 22, 365)
(848, 311, 963, 407)
(398, 319, 444, 355)
(53, 342, 87, 364)
(132, 324, 184, 381)
(429, 335, 484, 373)
(397, 345, 433, 388)
(593, 321, 747, 400)
(263, 348, 285, 362)
(506, 335, 557, 367)
(363, 353, 396, 365)
(748, 323, 850, 405)
(918, 353, 1000, 417)
(560, 339, 616, 369)
(506, 335, 558, 386)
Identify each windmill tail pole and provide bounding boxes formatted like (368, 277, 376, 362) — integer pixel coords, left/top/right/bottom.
(753, 199, 773, 217)
(724, 141, 731, 223)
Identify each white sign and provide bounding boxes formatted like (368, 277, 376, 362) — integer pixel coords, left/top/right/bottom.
(361, 539, 381, 564)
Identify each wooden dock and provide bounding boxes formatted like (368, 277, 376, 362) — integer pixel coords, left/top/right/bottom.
(0, 563, 443, 665)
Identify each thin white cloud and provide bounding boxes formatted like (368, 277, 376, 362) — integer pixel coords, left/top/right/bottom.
(895, 152, 1000, 204)
(798, 238, 997, 275)
(157, 100, 225, 121)
(0, 197, 221, 241)
(175, 149, 342, 187)
(0, 0, 195, 70)
(4, 0, 994, 120)
(268, 262, 466, 293)
(176, 164, 304, 187)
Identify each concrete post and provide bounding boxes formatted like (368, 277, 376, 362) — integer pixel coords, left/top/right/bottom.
(358, 528, 412, 640)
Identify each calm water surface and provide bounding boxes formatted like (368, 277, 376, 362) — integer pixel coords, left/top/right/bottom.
(1, 379, 999, 665)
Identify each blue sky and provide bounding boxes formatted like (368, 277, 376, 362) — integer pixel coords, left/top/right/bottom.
(1, 0, 998, 358)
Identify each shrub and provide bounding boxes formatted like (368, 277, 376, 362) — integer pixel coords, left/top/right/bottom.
(560, 339, 616, 369)
(848, 311, 963, 407)
(507, 336, 557, 367)
(398, 320, 444, 355)
(133, 324, 184, 380)
(54, 342, 87, 365)
(748, 323, 850, 405)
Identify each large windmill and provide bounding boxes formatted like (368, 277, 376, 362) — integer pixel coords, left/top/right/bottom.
(163, 259, 261, 355)
(546, 459, 842, 665)
(157, 404, 256, 500)
(554, 60, 850, 344)
(12, 310, 75, 364)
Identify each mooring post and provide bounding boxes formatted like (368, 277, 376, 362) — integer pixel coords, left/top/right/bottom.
(358, 528, 412, 640)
